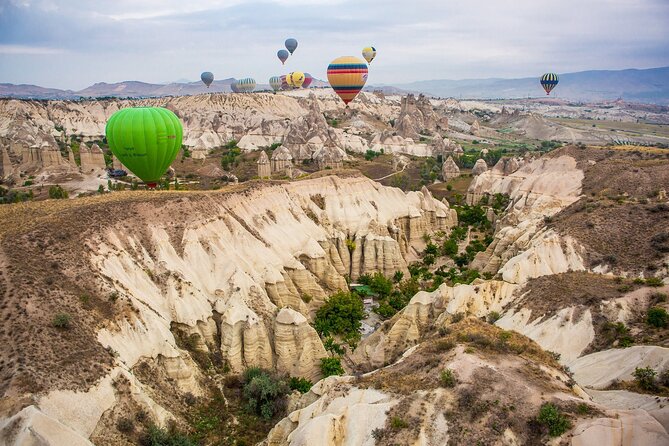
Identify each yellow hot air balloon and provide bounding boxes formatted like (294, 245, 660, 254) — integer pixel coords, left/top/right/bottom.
(288, 71, 305, 88)
(285, 73, 295, 88)
(327, 56, 369, 105)
(362, 46, 377, 64)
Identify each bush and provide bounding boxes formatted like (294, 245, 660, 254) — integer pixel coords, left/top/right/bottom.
(313, 292, 365, 345)
(393, 271, 404, 283)
(440, 369, 457, 388)
(320, 357, 344, 377)
(52, 312, 72, 329)
(48, 185, 69, 199)
(369, 272, 393, 297)
(289, 377, 313, 394)
(487, 311, 501, 324)
(140, 424, 196, 446)
(537, 403, 571, 437)
(242, 368, 289, 419)
(323, 337, 345, 355)
(647, 307, 668, 328)
(390, 417, 409, 429)
(645, 277, 664, 287)
(374, 301, 397, 319)
(633, 367, 658, 391)
(116, 417, 134, 433)
(441, 239, 458, 257)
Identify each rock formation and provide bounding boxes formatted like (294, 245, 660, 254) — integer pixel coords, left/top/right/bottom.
(0, 145, 14, 179)
(271, 146, 293, 173)
(79, 143, 106, 172)
(257, 150, 271, 178)
(313, 145, 345, 170)
(393, 94, 446, 140)
(470, 119, 481, 135)
(441, 156, 460, 181)
(472, 158, 488, 176)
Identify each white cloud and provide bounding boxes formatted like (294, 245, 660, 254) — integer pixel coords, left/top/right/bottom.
(0, 44, 67, 54)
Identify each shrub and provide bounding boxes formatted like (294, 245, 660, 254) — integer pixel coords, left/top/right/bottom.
(446, 184, 453, 191)
(647, 307, 668, 328)
(576, 403, 591, 415)
(369, 272, 393, 297)
(117, 417, 134, 433)
(440, 369, 457, 388)
(374, 301, 397, 319)
(537, 403, 571, 437)
(323, 337, 345, 355)
(451, 312, 465, 323)
(487, 311, 501, 324)
(242, 368, 289, 419)
(393, 271, 404, 283)
(139, 424, 196, 446)
(645, 277, 664, 287)
(52, 312, 72, 329)
(633, 367, 657, 391)
(441, 239, 458, 257)
(48, 185, 69, 199)
(345, 238, 356, 253)
(313, 291, 365, 345)
(390, 417, 408, 429)
(289, 377, 313, 394)
(320, 357, 344, 377)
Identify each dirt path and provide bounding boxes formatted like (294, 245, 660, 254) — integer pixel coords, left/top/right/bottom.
(373, 163, 406, 181)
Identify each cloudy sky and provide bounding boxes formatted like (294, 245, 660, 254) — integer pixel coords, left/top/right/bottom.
(1, 0, 668, 90)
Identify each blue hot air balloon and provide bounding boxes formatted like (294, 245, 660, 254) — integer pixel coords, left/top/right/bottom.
(285, 38, 298, 55)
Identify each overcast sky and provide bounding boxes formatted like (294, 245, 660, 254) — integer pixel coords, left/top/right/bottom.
(1, 0, 668, 90)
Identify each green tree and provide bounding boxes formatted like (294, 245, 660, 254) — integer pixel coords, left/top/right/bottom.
(242, 368, 289, 419)
(314, 292, 365, 345)
(48, 185, 69, 199)
(647, 307, 668, 328)
(537, 403, 571, 437)
(633, 367, 658, 391)
(320, 357, 344, 377)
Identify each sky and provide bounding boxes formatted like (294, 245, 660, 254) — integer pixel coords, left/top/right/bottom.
(1, 0, 668, 90)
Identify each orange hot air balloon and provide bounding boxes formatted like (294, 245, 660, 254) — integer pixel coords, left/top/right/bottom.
(327, 56, 368, 105)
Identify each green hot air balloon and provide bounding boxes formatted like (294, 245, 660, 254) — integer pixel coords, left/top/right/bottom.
(105, 107, 183, 188)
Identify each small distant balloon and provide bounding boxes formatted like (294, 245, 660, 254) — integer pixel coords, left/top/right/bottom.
(277, 49, 289, 65)
(302, 73, 313, 88)
(237, 77, 256, 93)
(285, 38, 298, 54)
(362, 46, 376, 64)
(540, 73, 559, 95)
(230, 79, 240, 93)
(269, 76, 282, 92)
(327, 56, 368, 105)
(200, 72, 214, 88)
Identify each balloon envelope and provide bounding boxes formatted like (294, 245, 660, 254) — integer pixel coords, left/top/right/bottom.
(288, 71, 305, 88)
(362, 47, 376, 64)
(269, 76, 282, 91)
(540, 73, 559, 95)
(327, 56, 368, 105)
(230, 80, 240, 93)
(285, 73, 294, 88)
(285, 38, 298, 54)
(302, 73, 313, 88)
(277, 49, 289, 65)
(237, 78, 256, 93)
(200, 71, 214, 87)
(105, 107, 183, 185)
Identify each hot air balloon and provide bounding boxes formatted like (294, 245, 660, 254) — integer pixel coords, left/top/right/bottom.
(230, 80, 240, 93)
(285, 73, 295, 89)
(105, 107, 183, 188)
(277, 49, 289, 65)
(201, 72, 214, 88)
(540, 73, 559, 95)
(285, 38, 298, 54)
(288, 71, 305, 88)
(362, 47, 376, 64)
(302, 73, 313, 88)
(280, 75, 289, 90)
(327, 56, 368, 105)
(269, 76, 282, 92)
(237, 78, 256, 93)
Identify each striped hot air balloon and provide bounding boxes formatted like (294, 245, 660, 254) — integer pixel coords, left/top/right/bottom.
(540, 73, 559, 95)
(269, 76, 282, 92)
(237, 78, 256, 93)
(327, 56, 368, 105)
(362, 46, 376, 64)
(302, 73, 313, 88)
(280, 75, 289, 90)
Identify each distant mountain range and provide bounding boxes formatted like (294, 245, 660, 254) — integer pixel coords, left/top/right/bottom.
(389, 67, 669, 104)
(1, 67, 667, 104)
(0, 77, 329, 100)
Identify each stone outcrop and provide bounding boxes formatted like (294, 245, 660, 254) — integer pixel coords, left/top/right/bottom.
(273, 308, 328, 381)
(257, 150, 271, 178)
(79, 143, 106, 172)
(471, 158, 488, 176)
(0, 145, 14, 179)
(470, 119, 481, 134)
(393, 94, 447, 140)
(370, 131, 433, 157)
(271, 146, 293, 173)
(313, 145, 345, 170)
(441, 156, 460, 181)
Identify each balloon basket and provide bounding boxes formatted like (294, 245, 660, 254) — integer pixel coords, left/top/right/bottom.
(146, 182, 157, 189)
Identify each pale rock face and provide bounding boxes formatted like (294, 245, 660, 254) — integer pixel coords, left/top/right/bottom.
(265, 377, 396, 446)
(274, 308, 328, 381)
(441, 156, 460, 181)
(79, 142, 106, 172)
(568, 346, 669, 389)
(370, 130, 433, 157)
(394, 94, 446, 140)
(471, 158, 488, 176)
(0, 406, 95, 446)
(8, 175, 453, 443)
(571, 410, 669, 446)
